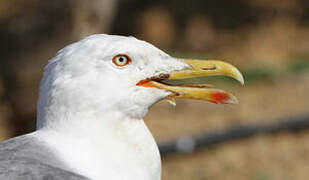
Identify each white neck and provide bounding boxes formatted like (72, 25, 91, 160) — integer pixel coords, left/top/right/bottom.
(36, 112, 161, 180)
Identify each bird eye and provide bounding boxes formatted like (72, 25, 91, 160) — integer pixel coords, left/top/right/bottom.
(112, 54, 132, 67)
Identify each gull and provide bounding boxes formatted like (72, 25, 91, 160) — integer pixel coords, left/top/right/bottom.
(0, 34, 244, 180)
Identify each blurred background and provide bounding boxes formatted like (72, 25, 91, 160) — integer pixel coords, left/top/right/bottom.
(1, 0, 309, 179)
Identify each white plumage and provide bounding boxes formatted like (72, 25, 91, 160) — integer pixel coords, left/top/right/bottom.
(35, 34, 188, 180)
(0, 34, 243, 180)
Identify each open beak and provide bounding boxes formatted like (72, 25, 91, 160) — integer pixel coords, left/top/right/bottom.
(137, 59, 244, 104)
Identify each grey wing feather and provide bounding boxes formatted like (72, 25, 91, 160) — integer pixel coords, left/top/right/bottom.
(0, 160, 87, 180)
(0, 135, 89, 180)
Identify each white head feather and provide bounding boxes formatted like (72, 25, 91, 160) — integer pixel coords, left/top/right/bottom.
(37, 34, 187, 129)
(35, 34, 188, 180)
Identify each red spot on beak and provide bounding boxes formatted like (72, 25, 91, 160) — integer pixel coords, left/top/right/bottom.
(210, 92, 230, 104)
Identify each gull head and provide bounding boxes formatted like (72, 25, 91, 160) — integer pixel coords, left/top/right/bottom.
(37, 34, 244, 129)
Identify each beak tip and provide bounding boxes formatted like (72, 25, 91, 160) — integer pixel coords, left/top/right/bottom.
(225, 96, 239, 104)
(238, 76, 245, 86)
(232, 68, 245, 86)
(220, 94, 238, 104)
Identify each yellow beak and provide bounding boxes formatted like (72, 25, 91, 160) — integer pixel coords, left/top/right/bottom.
(137, 59, 244, 104)
(169, 60, 244, 85)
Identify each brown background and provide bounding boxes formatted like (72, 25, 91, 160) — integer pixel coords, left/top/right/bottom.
(1, 0, 309, 179)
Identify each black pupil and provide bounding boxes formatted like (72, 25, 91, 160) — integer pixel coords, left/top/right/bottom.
(119, 57, 125, 63)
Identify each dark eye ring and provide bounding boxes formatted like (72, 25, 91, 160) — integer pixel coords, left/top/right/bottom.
(112, 54, 132, 67)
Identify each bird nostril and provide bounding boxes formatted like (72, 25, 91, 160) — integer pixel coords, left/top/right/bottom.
(202, 67, 216, 71)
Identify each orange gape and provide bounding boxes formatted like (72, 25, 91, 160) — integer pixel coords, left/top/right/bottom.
(136, 79, 162, 89)
(137, 82, 161, 89)
(210, 92, 229, 104)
